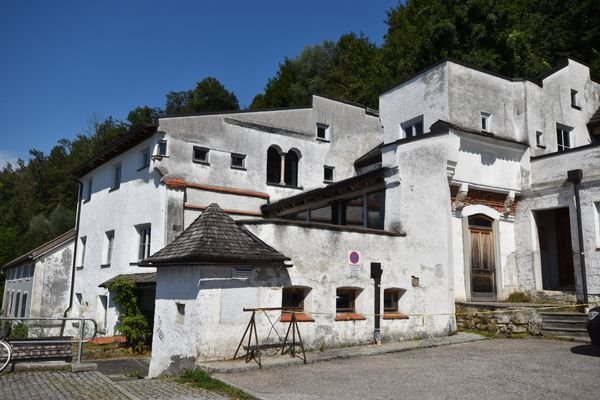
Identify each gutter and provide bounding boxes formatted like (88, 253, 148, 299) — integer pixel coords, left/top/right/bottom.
(60, 180, 83, 335)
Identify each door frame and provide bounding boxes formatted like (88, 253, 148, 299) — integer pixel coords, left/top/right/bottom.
(461, 205, 502, 302)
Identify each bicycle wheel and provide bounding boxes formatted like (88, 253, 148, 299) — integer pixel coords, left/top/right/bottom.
(0, 340, 12, 373)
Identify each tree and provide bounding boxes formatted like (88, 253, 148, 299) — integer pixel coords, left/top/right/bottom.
(127, 106, 162, 127)
(165, 77, 240, 114)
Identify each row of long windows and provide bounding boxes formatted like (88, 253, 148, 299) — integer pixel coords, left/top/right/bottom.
(4, 265, 33, 283)
(3, 290, 28, 318)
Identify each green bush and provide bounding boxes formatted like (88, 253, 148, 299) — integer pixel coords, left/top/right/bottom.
(507, 291, 532, 303)
(9, 322, 29, 339)
(106, 278, 151, 353)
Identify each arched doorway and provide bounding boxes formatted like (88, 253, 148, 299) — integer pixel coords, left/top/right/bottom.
(468, 214, 497, 300)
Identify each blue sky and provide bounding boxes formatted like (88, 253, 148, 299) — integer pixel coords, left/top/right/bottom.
(0, 0, 399, 166)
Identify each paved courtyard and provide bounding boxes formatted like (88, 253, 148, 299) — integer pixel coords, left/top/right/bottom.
(216, 339, 600, 400)
(0, 371, 225, 400)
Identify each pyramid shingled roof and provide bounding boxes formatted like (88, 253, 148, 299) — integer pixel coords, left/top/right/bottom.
(140, 203, 290, 267)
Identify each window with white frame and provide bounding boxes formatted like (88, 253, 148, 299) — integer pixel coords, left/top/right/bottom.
(536, 131, 545, 148)
(111, 163, 122, 190)
(103, 230, 115, 266)
(400, 116, 424, 139)
(157, 140, 167, 157)
(230, 153, 246, 169)
(556, 124, 572, 152)
(481, 112, 491, 131)
(316, 123, 330, 141)
(193, 146, 210, 164)
(137, 224, 151, 260)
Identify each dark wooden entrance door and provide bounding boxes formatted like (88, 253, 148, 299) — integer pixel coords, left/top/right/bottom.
(555, 208, 575, 289)
(469, 215, 496, 299)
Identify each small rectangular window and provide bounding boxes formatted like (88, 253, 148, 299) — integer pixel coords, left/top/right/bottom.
(137, 224, 151, 260)
(97, 295, 108, 331)
(104, 230, 115, 266)
(78, 236, 87, 268)
(14, 292, 20, 317)
(481, 112, 491, 131)
(111, 163, 122, 190)
(230, 153, 246, 169)
(401, 116, 424, 139)
(556, 125, 572, 152)
(157, 140, 167, 157)
(281, 287, 313, 322)
(21, 292, 28, 317)
(324, 166, 334, 183)
(84, 179, 93, 202)
(336, 288, 356, 313)
(232, 267, 254, 279)
(140, 148, 150, 168)
(316, 123, 330, 141)
(571, 89, 580, 109)
(536, 131, 545, 148)
(193, 146, 210, 164)
(176, 302, 185, 324)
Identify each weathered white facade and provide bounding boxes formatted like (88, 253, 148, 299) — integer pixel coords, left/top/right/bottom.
(66, 58, 600, 377)
(2, 229, 75, 321)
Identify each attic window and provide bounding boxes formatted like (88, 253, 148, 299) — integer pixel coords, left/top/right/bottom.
(400, 116, 424, 139)
(157, 140, 167, 157)
(232, 267, 254, 279)
(316, 123, 330, 141)
(111, 163, 122, 191)
(193, 146, 210, 164)
(231, 153, 246, 169)
(571, 89, 581, 110)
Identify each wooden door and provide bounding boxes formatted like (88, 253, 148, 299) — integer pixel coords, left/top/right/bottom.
(469, 216, 496, 298)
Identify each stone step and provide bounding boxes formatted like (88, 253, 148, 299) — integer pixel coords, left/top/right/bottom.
(542, 319, 588, 330)
(541, 327, 590, 339)
(540, 312, 588, 323)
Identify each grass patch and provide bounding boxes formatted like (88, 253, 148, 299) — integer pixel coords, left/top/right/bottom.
(178, 368, 256, 400)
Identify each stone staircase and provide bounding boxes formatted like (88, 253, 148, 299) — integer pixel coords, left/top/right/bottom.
(540, 312, 589, 341)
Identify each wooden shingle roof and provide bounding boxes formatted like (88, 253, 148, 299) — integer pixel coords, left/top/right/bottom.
(140, 203, 290, 267)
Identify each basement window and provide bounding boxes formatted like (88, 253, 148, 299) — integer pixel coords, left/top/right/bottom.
(383, 288, 408, 320)
(193, 146, 210, 164)
(335, 288, 365, 321)
(281, 286, 313, 322)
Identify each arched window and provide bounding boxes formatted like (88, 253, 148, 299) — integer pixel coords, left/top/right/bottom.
(266, 146, 281, 184)
(284, 150, 300, 187)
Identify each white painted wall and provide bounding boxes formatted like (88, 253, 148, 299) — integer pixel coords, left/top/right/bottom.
(149, 221, 455, 377)
(72, 135, 166, 335)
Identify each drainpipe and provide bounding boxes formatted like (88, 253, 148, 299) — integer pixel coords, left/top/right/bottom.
(371, 263, 383, 344)
(567, 169, 589, 308)
(60, 180, 83, 336)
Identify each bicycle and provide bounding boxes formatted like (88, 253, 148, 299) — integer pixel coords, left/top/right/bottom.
(0, 323, 12, 373)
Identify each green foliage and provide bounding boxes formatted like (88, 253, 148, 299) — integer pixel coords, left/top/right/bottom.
(9, 322, 29, 339)
(127, 106, 162, 127)
(178, 369, 257, 400)
(106, 278, 151, 353)
(166, 77, 239, 114)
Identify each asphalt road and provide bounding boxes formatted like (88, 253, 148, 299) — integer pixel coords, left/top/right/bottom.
(216, 339, 600, 400)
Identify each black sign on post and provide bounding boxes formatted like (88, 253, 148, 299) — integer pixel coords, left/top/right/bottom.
(371, 262, 383, 344)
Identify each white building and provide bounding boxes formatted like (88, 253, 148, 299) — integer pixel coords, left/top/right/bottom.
(2, 229, 75, 323)
(65, 58, 600, 376)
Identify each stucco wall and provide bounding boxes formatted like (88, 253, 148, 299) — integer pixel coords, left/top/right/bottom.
(74, 134, 165, 335)
(156, 95, 382, 205)
(149, 222, 455, 377)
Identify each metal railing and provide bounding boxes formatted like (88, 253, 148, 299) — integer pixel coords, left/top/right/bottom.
(0, 316, 98, 364)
